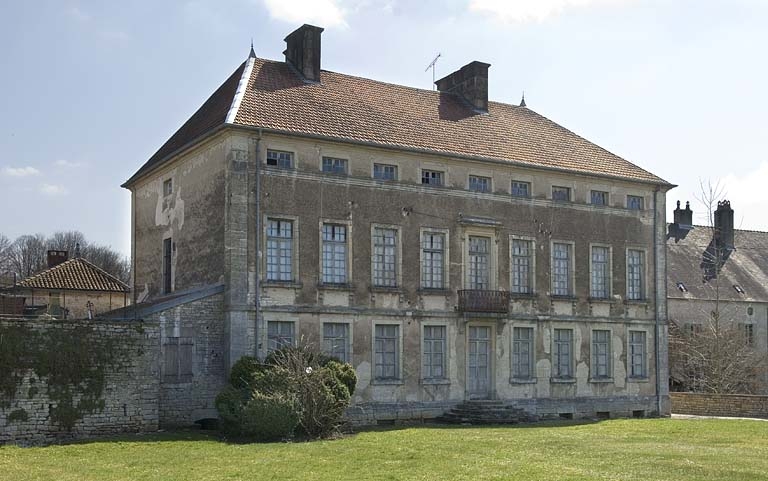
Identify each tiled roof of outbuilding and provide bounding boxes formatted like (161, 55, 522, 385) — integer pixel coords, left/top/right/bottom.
(125, 57, 670, 187)
(17, 258, 130, 293)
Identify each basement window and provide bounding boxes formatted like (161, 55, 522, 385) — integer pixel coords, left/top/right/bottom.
(733, 284, 745, 294)
(676, 282, 687, 293)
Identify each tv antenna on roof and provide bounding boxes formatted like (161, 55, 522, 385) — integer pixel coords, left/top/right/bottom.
(425, 53, 441, 90)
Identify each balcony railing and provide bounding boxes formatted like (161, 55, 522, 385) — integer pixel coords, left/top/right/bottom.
(458, 290, 510, 314)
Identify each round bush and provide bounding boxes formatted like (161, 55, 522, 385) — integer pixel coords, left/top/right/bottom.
(229, 356, 261, 390)
(240, 391, 300, 441)
(325, 360, 357, 396)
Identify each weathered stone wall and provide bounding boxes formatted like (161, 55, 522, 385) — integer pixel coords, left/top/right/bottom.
(671, 392, 768, 418)
(0, 318, 160, 445)
(16, 288, 129, 320)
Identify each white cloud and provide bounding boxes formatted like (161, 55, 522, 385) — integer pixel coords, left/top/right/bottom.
(54, 159, 82, 168)
(262, 0, 348, 28)
(40, 184, 67, 196)
(2, 166, 40, 177)
(468, 0, 633, 23)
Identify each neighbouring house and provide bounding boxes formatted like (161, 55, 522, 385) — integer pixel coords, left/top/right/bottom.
(120, 24, 673, 426)
(2, 249, 131, 319)
(667, 200, 768, 392)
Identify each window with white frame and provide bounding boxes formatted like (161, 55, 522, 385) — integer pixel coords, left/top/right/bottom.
(511, 181, 530, 198)
(591, 330, 611, 379)
(322, 224, 348, 284)
(374, 324, 399, 380)
(590, 246, 610, 299)
(512, 326, 534, 380)
(511, 239, 533, 294)
(421, 232, 445, 289)
(266, 149, 293, 169)
(551, 243, 572, 296)
(373, 163, 397, 181)
(267, 321, 295, 353)
(468, 236, 491, 290)
(627, 195, 644, 210)
(322, 156, 348, 174)
(627, 249, 645, 300)
(266, 219, 293, 282)
(553, 328, 573, 378)
(323, 322, 350, 362)
(552, 186, 571, 202)
(422, 325, 446, 380)
(591, 190, 609, 206)
(629, 330, 647, 378)
(373, 227, 398, 287)
(163, 178, 173, 197)
(421, 169, 444, 186)
(469, 175, 491, 193)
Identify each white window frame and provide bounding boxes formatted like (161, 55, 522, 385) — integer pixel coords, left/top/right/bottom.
(319, 219, 353, 286)
(468, 175, 492, 193)
(464, 231, 497, 290)
(372, 321, 403, 383)
(370, 224, 401, 288)
(321, 156, 348, 175)
(420, 228, 450, 290)
(626, 248, 647, 301)
(163, 178, 173, 197)
(590, 329, 612, 381)
(552, 328, 574, 379)
(510, 180, 531, 198)
(421, 323, 449, 382)
(373, 163, 398, 181)
(321, 321, 352, 363)
(511, 324, 535, 381)
(510, 235, 535, 295)
(264, 215, 299, 283)
(421, 168, 445, 187)
(266, 320, 296, 354)
(550, 240, 575, 297)
(266, 149, 294, 169)
(627, 329, 648, 380)
(589, 243, 612, 299)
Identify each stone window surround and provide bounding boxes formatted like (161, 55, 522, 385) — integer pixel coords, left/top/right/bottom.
(462, 227, 499, 291)
(318, 218, 354, 287)
(589, 328, 613, 382)
(551, 326, 576, 382)
(590, 189, 610, 206)
(163, 178, 173, 197)
(627, 327, 650, 381)
(371, 320, 404, 385)
(262, 214, 300, 285)
(372, 162, 399, 181)
(420, 322, 450, 384)
(265, 318, 298, 354)
(588, 243, 613, 300)
(549, 239, 576, 298)
(419, 227, 450, 291)
(510, 322, 537, 383)
(509, 234, 536, 296)
(265, 149, 295, 169)
(321, 320, 353, 363)
(625, 246, 648, 301)
(370, 223, 403, 289)
(468, 174, 493, 193)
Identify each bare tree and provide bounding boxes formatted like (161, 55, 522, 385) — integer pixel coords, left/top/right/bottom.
(47, 230, 87, 254)
(82, 243, 130, 283)
(7, 234, 47, 277)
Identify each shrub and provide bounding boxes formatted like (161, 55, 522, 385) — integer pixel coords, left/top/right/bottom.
(325, 360, 357, 396)
(228, 356, 261, 390)
(214, 386, 249, 436)
(239, 391, 300, 442)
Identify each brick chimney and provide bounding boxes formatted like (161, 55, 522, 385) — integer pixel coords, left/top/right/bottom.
(673, 200, 693, 228)
(714, 200, 735, 251)
(47, 250, 68, 268)
(283, 24, 324, 82)
(435, 61, 491, 113)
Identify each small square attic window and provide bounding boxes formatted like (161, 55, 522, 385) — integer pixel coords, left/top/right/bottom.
(733, 284, 745, 294)
(676, 282, 687, 293)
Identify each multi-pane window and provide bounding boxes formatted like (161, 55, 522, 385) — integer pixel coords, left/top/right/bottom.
(421, 232, 445, 289)
(552, 186, 571, 202)
(266, 149, 293, 169)
(553, 329, 573, 378)
(511, 181, 530, 198)
(468, 236, 491, 290)
(627, 195, 644, 210)
(468, 175, 491, 193)
(266, 219, 293, 282)
(629, 331, 647, 378)
(321, 156, 348, 174)
(591, 190, 609, 206)
(627, 249, 645, 300)
(422, 326, 446, 379)
(373, 227, 397, 287)
(421, 170, 444, 186)
(163, 238, 172, 294)
(374, 324, 399, 380)
(373, 163, 397, 181)
(741, 323, 755, 346)
(163, 178, 173, 197)
(592, 330, 611, 379)
(323, 323, 350, 362)
(322, 224, 347, 284)
(551, 243, 572, 296)
(267, 321, 295, 354)
(512, 327, 534, 379)
(511, 239, 533, 294)
(590, 246, 610, 299)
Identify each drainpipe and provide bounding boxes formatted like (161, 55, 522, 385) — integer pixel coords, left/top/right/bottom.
(653, 187, 662, 415)
(254, 129, 262, 359)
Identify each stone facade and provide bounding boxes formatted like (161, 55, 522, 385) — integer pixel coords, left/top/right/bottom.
(13, 287, 129, 320)
(671, 392, 768, 418)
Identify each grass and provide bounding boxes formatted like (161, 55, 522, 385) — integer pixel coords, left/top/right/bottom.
(1, 418, 767, 480)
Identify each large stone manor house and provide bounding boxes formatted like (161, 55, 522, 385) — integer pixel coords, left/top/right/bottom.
(121, 24, 673, 425)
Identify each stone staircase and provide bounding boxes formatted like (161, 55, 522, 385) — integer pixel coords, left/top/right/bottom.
(436, 400, 537, 425)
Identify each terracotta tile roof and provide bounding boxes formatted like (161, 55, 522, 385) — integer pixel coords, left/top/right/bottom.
(126, 57, 670, 187)
(17, 258, 130, 293)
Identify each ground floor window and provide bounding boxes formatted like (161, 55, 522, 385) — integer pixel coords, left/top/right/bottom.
(267, 321, 295, 354)
(323, 322, 350, 363)
(422, 325, 446, 380)
(374, 324, 399, 380)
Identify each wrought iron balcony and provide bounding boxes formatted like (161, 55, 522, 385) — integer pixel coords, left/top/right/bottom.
(458, 290, 510, 314)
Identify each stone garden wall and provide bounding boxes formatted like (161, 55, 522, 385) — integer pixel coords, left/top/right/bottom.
(671, 392, 768, 419)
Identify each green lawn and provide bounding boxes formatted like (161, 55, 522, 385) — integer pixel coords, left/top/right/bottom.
(1, 419, 767, 480)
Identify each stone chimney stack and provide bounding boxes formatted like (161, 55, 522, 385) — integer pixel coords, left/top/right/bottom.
(714, 200, 735, 251)
(673, 200, 693, 228)
(47, 250, 68, 268)
(283, 24, 324, 82)
(435, 61, 491, 113)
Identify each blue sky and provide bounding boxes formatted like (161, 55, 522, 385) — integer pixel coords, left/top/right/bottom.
(2, 0, 767, 256)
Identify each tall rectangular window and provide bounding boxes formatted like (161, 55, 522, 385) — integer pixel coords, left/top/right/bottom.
(266, 219, 293, 282)
(421, 170, 444, 186)
(322, 224, 347, 284)
(468, 175, 491, 193)
(552, 186, 571, 202)
(468, 236, 490, 290)
(322, 156, 348, 174)
(421, 232, 445, 289)
(375, 324, 399, 380)
(373, 227, 398, 287)
(512, 327, 534, 380)
(163, 238, 172, 294)
(592, 330, 611, 379)
(553, 329, 573, 378)
(511, 181, 530, 198)
(323, 323, 350, 363)
(423, 326, 446, 380)
(511, 239, 533, 294)
(591, 190, 609, 206)
(590, 246, 610, 299)
(627, 195, 644, 210)
(267, 321, 295, 354)
(266, 150, 293, 169)
(551, 243, 572, 296)
(741, 323, 755, 346)
(627, 249, 645, 300)
(373, 163, 397, 181)
(163, 178, 173, 197)
(629, 331, 647, 378)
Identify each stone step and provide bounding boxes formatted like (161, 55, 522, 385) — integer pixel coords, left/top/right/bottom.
(435, 401, 538, 425)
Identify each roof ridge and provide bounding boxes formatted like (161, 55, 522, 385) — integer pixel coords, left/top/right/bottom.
(668, 223, 768, 234)
(225, 56, 256, 124)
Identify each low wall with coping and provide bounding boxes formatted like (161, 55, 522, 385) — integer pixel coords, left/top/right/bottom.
(671, 392, 768, 418)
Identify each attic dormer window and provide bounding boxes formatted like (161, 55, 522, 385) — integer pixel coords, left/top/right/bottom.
(734, 284, 745, 294)
(676, 282, 687, 293)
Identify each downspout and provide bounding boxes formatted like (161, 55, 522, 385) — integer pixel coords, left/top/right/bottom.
(254, 129, 262, 359)
(653, 187, 662, 415)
